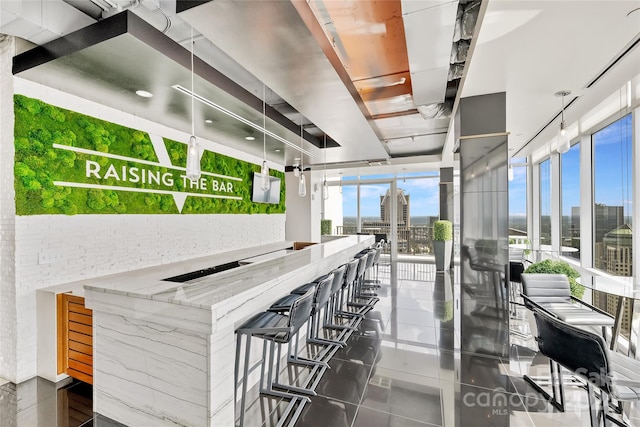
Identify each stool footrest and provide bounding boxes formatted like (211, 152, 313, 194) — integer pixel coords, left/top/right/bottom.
(288, 354, 329, 368)
(308, 337, 346, 348)
(273, 382, 317, 397)
(324, 322, 356, 331)
(260, 387, 312, 403)
(336, 310, 364, 319)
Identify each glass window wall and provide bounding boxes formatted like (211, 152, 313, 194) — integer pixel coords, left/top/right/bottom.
(593, 114, 633, 276)
(333, 174, 444, 258)
(539, 159, 552, 247)
(509, 159, 527, 235)
(561, 143, 581, 259)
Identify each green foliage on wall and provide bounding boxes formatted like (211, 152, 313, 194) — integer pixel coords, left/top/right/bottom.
(14, 94, 285, 215)
(164, 139, 285, 214)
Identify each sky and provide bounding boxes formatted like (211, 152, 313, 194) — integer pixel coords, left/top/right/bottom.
(509, 113, 632, 218)
(341, 172, 440, 217)
(592, 114, 632, 215)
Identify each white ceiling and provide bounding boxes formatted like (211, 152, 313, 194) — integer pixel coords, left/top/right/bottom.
(180, 0, 388, 166)
(462, 0, 640, 158)
(4, 0, 640, 178)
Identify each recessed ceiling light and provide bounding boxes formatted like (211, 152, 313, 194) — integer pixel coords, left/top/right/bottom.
(135, 90, 153, 98)
(245, 136, 256, 141)
(274, 149, 281, 152)
(205, 119, 213, 124)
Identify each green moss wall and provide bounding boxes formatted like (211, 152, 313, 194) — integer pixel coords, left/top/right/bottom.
(14, 95, 285, 215)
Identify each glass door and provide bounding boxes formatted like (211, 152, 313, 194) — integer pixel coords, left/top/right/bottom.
(358, 182, 392, 250)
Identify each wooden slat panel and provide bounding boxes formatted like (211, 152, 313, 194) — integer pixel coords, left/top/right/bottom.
(68, 312, 92, 327)
(66, 368, 92, 385)
(69, 340, 93, 356)
(68, 321, 92, 336)
(60, 293, 93, 385)
(57, 293, 66, 375)
(68, 331, 92, 346)
(68, 349, 92, 367)
(68, 359, 92, 376)
(65, 294, 85, 305)
(68, 302, 92, 316)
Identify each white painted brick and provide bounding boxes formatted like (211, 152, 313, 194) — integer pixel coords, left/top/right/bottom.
(0, 35, 18, 382)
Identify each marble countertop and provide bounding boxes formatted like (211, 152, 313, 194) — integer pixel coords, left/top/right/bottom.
(81, 235, 372, 309)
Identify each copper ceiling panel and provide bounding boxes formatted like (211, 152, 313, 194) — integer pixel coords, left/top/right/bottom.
(354, 71, 412, 102)
(310, 0, 414, 120)
(181, 0, 389, 165)
(314, 0, 409, 81)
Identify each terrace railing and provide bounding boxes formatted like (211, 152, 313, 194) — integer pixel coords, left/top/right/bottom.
(336, 225, 434, 255)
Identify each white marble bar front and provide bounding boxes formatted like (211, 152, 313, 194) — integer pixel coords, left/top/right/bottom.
(83, 235, 374, 427)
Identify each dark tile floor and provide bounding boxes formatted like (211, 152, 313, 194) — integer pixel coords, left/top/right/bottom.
(244, 262, 640, 427)
(2, 261, 640, 426)
(0, 377, 94, 427)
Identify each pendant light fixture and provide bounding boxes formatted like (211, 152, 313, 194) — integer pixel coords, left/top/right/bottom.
(260, 85, 270, 191)
(293, 158, 300, 177)
(322, 134, 329, 200)
(186, 27, 201, 182)
(298, 124, 306, 197)
(555, 90, 571, 154)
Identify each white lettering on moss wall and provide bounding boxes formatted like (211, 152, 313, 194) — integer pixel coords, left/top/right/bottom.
(52, 142, 243, 213)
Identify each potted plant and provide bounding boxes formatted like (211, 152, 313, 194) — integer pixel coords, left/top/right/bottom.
(524, 259, 584, 299)
(432, 220, 453, 271)
(320, 219, 332, 236)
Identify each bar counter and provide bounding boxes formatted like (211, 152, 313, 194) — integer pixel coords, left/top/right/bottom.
(83, 234, 374, 427)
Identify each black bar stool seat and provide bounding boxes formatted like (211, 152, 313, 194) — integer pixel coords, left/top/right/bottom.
(235, 288, 315, 426)
(268, 275, 340, 352)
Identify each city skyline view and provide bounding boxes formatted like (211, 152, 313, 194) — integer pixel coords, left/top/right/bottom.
(341, 172, 440, 218)
(509, 114, 632, 220)
(340, 114, 632, 235)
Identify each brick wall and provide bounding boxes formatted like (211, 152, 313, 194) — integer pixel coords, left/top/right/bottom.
(0, 35, 17, 384)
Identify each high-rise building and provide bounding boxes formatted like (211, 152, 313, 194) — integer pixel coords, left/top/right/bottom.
(594, 204, 624, 242)
(380, 188, 410, 226)
(602, 224, 633, 276)
(593, 204, 626, 270)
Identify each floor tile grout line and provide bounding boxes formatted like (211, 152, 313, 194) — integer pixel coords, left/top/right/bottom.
(348, 268, 447, 427)
(349, 272, 392, 427)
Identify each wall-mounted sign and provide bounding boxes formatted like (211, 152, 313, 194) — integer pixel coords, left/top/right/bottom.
(14, 95, 285, 215)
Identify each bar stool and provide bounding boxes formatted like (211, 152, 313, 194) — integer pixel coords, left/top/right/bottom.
(319, 264, 353, 345)
(364, 241, 384, 287)
(270, 274, 338, 356)
(335, 258, 365, 324)
(323, 264, 348, 325)
(268, 274, 333, 370)
(235, 288, 315, 427)
(351, 250, 378, 309)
